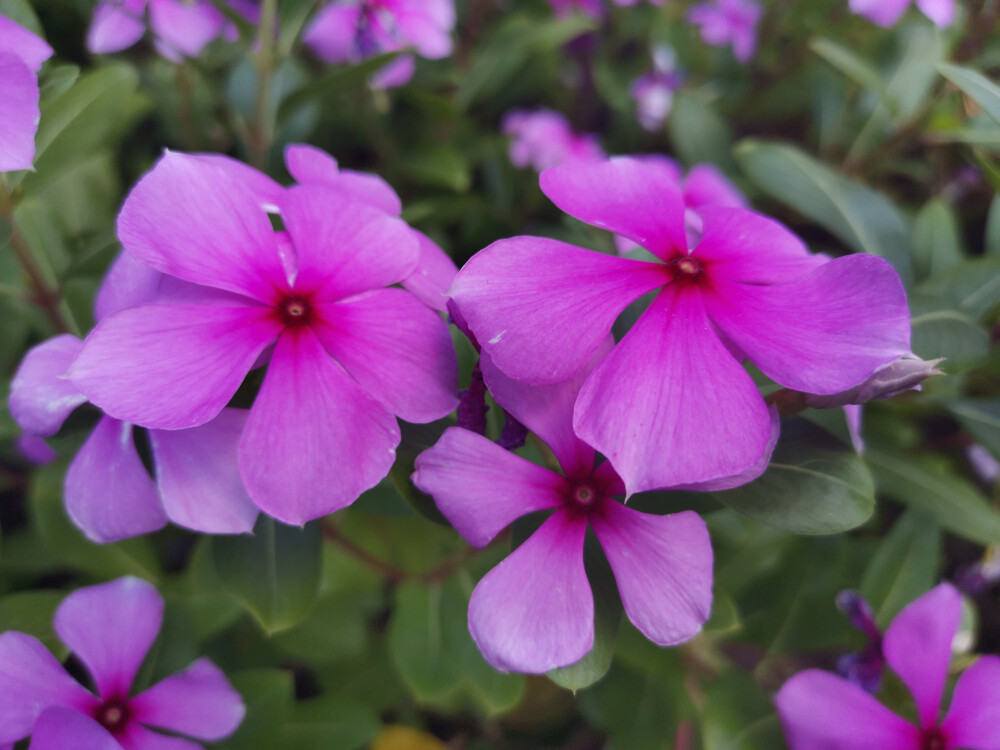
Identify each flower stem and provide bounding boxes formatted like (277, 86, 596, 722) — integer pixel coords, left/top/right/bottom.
(250, 0, 279, 169)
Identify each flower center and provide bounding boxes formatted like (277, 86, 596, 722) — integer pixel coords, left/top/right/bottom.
(567, 481, 600, 514)
(921, 728, 948, 750)
(281, 296, 311, 326)
(95, 698, 131, 734)
(668, 255, 704, 283)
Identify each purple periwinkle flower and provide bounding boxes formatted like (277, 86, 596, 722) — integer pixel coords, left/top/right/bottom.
(835, 590, 886, 694)
(0, 577, 244, 749)
(501, 108, 605, 173)
(450, 157, 911, 495)
(0, 13, 52, 172)
(849, 0, 955, 28)
(686, 0, 763, 63)
(630, 45, 684, 132)
(413, 343, 712, 673)
(776, 583, 1000, 750)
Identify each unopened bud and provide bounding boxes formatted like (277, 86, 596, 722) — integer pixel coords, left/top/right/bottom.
(804, 356, 944, 409)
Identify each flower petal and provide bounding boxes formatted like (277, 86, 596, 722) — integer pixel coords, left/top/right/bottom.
(240, 327, 401, 525)
(284, 144, 403, 215)
(9, 335, 87, 436)
(392, 4, 454, 58)
(539, 157, 688, 260)
(704, 254, 911, 395)
(148, 0, 223, 60)
(87, 0, 148, 54)
(94, 252, 165, 322)
(401, 231, 457, 312)
(28, 707, 121, 750)
(575, 286, 773, 495)
(915, 0, 955, 26)
(130, 658, 244, 741)
(941, 655, 1000, 747)
(682, 164, 748, 210)
(882, 583, 962, 730)
(70, 304, 280, 430)
(775, 670, 920, 750)
(65, 417, 168, 543)
(0, 13, 53, 71)
(302, 4, 362, 64)
(450, 236, 666, 384)
(116, 726, 202, 750)
(412, 427, 566, 547)
(149, 409, 258, 534)
(592, 505, 712, 645)
(848, 0, 910, 27)
(54, 577, 163, 700)
(0, 54, 42, 172)
(469, 510, 592, 673)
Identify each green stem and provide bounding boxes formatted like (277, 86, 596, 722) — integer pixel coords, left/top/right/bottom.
(250, 0, 279, 169)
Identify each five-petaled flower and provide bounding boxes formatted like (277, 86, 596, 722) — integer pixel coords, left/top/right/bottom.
(501, 108, 605, 173)
(0, 12, 53, 172)
(686, 0, 763, 63)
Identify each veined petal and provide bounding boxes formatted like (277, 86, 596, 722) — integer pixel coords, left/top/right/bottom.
(70, 304, 281, 430)
(0, 633, 97, 744)
(9, 335, 87, 436)
(575, 286, 773, 495)
(539, 157, 688, 260)
(0, 13, 53, 71)
(0, 54, 42, 172)
(94, 252, 164, 322)
(28, 707, 121, 750)
(284, 144, 403, 215)
(401, 231, 457, 312)
(149, 409, 258, 534)
(116, 726, 202, 750)
(148, 0, 223, 60)
(915, 0, 955, 26)
(240, 327, 400, 525)
(87, 0, 148, 54)
(882, 583, 962, 730)
(187, 154, 284, 209)
(65, 417, 168, 543)
(704, 254, 911, 395)
(941, 655, 1000, 747)
(130, 658, 244, 741)
(117, 151, 286, 303)
(302, 4, 363, 64)
(592, 505, 712, 645)
(54, 577, 163, 700)
(412, 427, 566, 547)
(468, 510, 592, 673)
(450, 236, 666, 384)
(775, 670, 920, 750)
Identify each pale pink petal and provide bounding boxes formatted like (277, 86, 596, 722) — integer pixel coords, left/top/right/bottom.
(239, 328, 400, 525)
(915, 0, 954, 26)
(682, 164, 748, 210)
(17, 433, 57, 465)
(0, 55, 42, 172)
(392, 5, 453, 58)
(149, 0, 223, 61)
(117, 151, 285, 303)
(846, 404, 865, 453)
(703, 254, 911, 395)
(284, 143, 339, 184)
(941, 656, 1000, 747)
(775, 670, 920, 750)
(9, 335, 87, 436)
(468, 510, 592, 673)
(412, 427, 566, 547)
(94, 252, 164, 322)
(65, 417, 168, 543)
(370, 54, 415, 89)
(302, 4, 362, 64)
(70, 304, 281, 430)
(131, 658, 244, 740)
(284, 144, 403, 214)
(311, 288, 457, 423)
(0, 633, 97, 743)
(28, 707, 121, 750)
(882, 583, 962, 729)
(187, 154, 285, 209)
(149, 409, 258, 534)
(539, 157, 688, 260)
(87, 0, 148, 54)
(401, 231, 457, 312)
(116, 726, 203, 750)
(849, 0, 910, 27)
(54, 577, 163, 700)
(592, 505, 712, 645)
(450, 236, 666, 384)
(0, 14, 53, 71)
(575, 286, 773, 495)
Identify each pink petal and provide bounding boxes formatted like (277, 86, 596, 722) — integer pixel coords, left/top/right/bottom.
(682, 164, 748, 210)
(116, 726, 202, 750)
(0, 633, 97, 744)
(94, 252, 164, 322)
(941, 655, 1000, 747)
(591, 505, 712, 645)
(915, 0, 955, 26)
(401, 231, 457, 312)
(277, 186, 419, 301)
(391, 5, 453, 58)
(87, 0, 148, 54)
(70, 304, 281, 430)
(284, 144, 403, 215)
(149, 409, 258, 534)
(302, 4, 362, 64)
(370, 55, 415, 89)
(775, 670, 920, 749)
(17, 433, 58, 465)
(65, 417, 168, 543)
(539, 157, 688, 261)
(703, 254, 911, 395)
(117, 151, 286, 303)
(148, 0, 223, 60)
(449, 236, 666, 384)
(468, 510, 592, 673)
(28, 707, 121, 750)
(239, 328, 401, 525)
(187, 153, 285, 210)
(9, 335, 87, 437)
(0, 13, 53, 71)
(0, 54, 42, 172)
(54, 577, 163, 700)
(412, 427, 566, 547)
(284, 143, 339, 184)
(574, 286, 773, 495)
(130, 658, 244, 740)
(882, 583, 962, 730)
(311, 288, 457, 423)
(848, 0, 910, 27)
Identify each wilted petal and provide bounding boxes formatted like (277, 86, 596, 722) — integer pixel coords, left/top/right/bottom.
(845, 404, 865, 454)
(450, 236, 666, 384)
(469, 510, 592, 673)
(65, 417, 168, 543)
(240, 328, 400, 525)
(87, 0, 148, 54)
(0, 54, 42, 172)
(54, 577, 163, 700)
(9, 335, 87, 436)
(803, 356, 943, 409)
(401, 231, 457, 312)
(915, 0, 955, 26)
(0, 14, 53, 71)
(412, 427, 566, 547)
(302, 4, 362, 63)
(148, 0, 223, 61)
(775, 670, 920, 749)
(848, 0, 910, 26)
(592, 505, 712, 645)
(941, 655, 1000, 747)
(28, 707, 121, 750)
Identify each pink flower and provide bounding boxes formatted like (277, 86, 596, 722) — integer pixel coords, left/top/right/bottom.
(630, 46, 684, 132)
(413, 342, 713, 672)
(501, 108, 605, 173)
(686, 0, 763, 63)
(776, 583, 1000, 750)
(67, 151, 457, 526)
(0, 13, 53, 172)
(449, 157, 911, 495)
(0, 577, 244, 749)
(849, 0, 955, 28)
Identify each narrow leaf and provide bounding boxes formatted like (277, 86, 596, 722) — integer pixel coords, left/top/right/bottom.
(940, 63, 1000, 126)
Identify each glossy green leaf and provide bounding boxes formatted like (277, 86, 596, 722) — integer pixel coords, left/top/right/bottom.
(217, 669, 293, 750)
(916, 257, 1000, 322)
(940, 63, 1000, 126)
(912, 198, 963, 280)
(39, 65, 81, 104)
(950, 399, 1000, 460)
(810, 37, 895, 112)
(860, 511, 940, 626)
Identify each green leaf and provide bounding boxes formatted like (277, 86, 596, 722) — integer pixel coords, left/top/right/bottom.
(916, 257, 1000, 322)
(0, 590, 68, 659)
(285, 697, 380, 750)
(211, 517, 323, 634)
(810, 37, 896, 112)
(908, 294, 989, 368)
(940, 63, 1000, 126)
(0, 0, 41, 33)
(949, 399, 1000, 460)
(668, 94, 736, 171)
(217, 669, 293, 750)
(734, 140, 912, 285)
(860, 511, 940, 626)
(912, 198, 963, 280)
(986, 195, 1000, 257)
(39, 65, 81, 103)
(397, 145, 471, 192)
(865, 445, 1000, 545)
